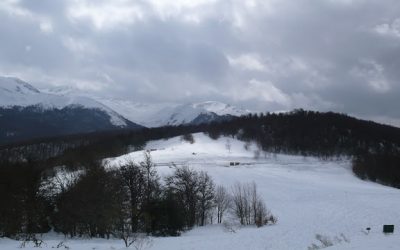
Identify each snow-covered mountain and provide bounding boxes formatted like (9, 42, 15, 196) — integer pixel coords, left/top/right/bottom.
(0, 76, 252, 144)
(148, 101, 250, 127)
(41, 84, 251, 128)
(0, 76, 142, 144)
(97, 99, 251, 127)
(0, 76, 132, 127)
(192, 101, 250, 117)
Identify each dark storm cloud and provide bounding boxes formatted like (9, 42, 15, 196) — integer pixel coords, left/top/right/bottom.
(0, 0, 400, 126)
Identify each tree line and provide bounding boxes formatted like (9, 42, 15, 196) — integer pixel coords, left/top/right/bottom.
(352, 153, 400, 188)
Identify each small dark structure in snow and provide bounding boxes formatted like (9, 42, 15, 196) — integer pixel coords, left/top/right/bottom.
(229, 162, 240, 166)
(383, 225, 394, 234)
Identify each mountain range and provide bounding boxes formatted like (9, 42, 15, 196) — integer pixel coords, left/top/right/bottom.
(97, 99, 250, 127)
(0, 76, 250, 144)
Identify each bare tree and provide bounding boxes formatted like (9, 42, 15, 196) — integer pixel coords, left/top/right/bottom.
(251, 182, 259, 225)
(253, 150, 261, 160)
(140, 151, 159, 203)
(231, 182, 247, 225)
(244, 141, 251, 151)
(139, 151, 160, 233)
(197, 171, 215, 226)
(254, 198, 275, 227)
(214, 185, 231, 224)
(231, 182, 276, 227)
(225, 140, 231, 154)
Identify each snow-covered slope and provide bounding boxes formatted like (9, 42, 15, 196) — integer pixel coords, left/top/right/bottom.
(193, 101, 250, 116)
(93, 99, 169, 127)
(149, 101, 250, 127)
(0, 76, 129, 127)
(1, 133, 399, 249)
(105, 133, 400, 250)
(99, 100, 250, 127)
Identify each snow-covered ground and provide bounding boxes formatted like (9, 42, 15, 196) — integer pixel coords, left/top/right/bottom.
(2, 133, 400, 249)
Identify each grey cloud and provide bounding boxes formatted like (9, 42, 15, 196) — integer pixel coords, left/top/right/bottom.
(0, 0, 400, 126)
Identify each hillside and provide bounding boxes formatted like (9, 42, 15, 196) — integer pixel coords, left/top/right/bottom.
(105, 133, 400, 249)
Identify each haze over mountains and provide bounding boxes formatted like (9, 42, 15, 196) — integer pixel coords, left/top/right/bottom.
(0, 76, 250, 144)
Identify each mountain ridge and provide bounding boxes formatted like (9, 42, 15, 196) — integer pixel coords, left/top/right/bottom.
(0, 76, 251, 144)
(92, 99, 251, 127)
(0, 77, 143, 144)
(41, 84, 251, 127)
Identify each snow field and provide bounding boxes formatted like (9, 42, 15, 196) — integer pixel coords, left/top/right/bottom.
(2, 132, 400, 249)
(106, 133, 400, 249)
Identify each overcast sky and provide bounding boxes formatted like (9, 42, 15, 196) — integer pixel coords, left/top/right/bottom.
(0, 0, 400, 126)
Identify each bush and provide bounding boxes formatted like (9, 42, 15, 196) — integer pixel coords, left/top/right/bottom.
(181, 134, 195, 144)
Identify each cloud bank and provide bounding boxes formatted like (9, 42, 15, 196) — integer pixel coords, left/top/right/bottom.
(0, 0, 400, 126)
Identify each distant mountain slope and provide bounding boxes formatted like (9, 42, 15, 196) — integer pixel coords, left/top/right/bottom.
(0, 76, 131, 126)
(152, 101, 250, 127)
(42, 85, 252, 127)
(97, 99, 250, 127)
(0, 77, 142, 145)
(0, 76, 251, 144)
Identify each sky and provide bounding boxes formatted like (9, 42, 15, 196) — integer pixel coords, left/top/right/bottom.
(0, 0, 400, 126)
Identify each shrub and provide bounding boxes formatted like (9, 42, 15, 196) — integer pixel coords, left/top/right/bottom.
(181, 134, 195, 144)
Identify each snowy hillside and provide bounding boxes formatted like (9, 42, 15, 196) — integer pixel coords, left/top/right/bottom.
(193, 101, 250, 116)
(0, 76, 129, 127)
(93, 99, 170, 127)
(106, 133, 400, 250)
(1, 133, 400, 249)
